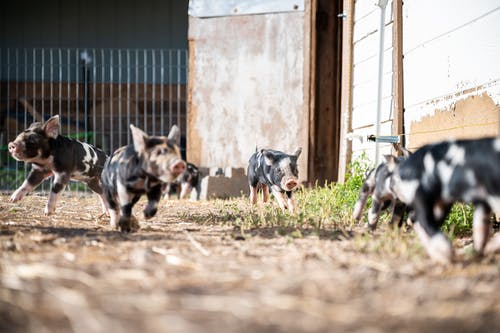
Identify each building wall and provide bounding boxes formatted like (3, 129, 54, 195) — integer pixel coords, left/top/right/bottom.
(0, 0, 188, 49)
(187, 6, 310, 179)
(349, 0, 500, 164)
(350, 0, 395, 161)
(403, 0, 500, 149)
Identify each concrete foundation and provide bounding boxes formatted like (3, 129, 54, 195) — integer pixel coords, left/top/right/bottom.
(197, 167, 248, 200)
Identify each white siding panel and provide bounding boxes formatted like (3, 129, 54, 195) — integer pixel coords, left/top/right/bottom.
(352, 95, 394, 129)
(404, 1, 500, 125)
(353, 24, 393, 65)
(404, 0, 499, 53)
(351, 0, 396, 160)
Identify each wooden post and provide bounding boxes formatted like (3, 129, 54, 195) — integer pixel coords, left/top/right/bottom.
(392, 0, 404, 150)
(337, 0, 354, 183)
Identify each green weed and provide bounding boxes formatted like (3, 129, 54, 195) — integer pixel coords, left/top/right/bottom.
(180, 155, 473, 240)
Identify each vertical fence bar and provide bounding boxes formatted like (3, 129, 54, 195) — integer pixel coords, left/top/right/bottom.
(184, 49, 188, 150)
(126, 49, 131, 145)
(41, 48, 45, 121)
(6, 49, 13, 187)
(135, 49, 139, 127)
(143, 49, 148, 132)
(101, 49, 105, 152)
(67, 49, 71, 136)
(152, 49, 156, 135)
(23, 50, 28, 181)
(58, 49, 62, 119)
(118, 49, 123, 147)
(75, 48, 80, 138)
(83, 50, 89, 143)
(15, 49, 20, 184)
(15, 49, 19, 158)
(168, 49, 172, 129)
(92, 49, 97, 148)
(109, 49, 114, 152)
(49, 48, 54, 117)
(160, 49, 165, 134)
(176, 49, 181, 134)
(6, 49, 14, 188)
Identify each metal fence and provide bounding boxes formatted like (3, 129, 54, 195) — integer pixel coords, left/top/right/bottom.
(0, 47, 188, 192)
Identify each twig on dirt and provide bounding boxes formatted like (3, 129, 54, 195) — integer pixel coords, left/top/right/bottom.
(184, 230, 211, 257)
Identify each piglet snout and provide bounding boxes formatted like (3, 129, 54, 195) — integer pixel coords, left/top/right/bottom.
(285, 179, 298, 191)
(8, 142, 20, 154)
(171, 160, 186, 177)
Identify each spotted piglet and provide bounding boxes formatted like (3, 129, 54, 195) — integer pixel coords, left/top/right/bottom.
(8, 115, 108, 215)
(353, 144, 413, 230)
(247, 147, 302, 213)
(164, 162, 200, 200)
(101, 125, 186, 232)
(386, 137, 500, 263)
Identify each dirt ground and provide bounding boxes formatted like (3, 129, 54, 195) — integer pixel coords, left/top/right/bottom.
(1, 193, 499, 333)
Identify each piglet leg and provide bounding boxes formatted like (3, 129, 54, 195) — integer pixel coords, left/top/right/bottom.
(44, 172, 70, 215)
(10, 168, 52, 203)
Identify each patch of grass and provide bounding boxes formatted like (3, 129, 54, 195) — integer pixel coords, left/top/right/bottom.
(182, 154, 474, 241)
(442, 203, 474, 238)
(185, 155, 372, 237)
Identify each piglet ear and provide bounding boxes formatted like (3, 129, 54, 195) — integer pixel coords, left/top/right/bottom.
(43, 115, 60, 139)
(262, 150, 275, 166)
(167, 125, 180, 145)
(383, 155, 398, 172)
(292, 147, 302, 158)
(401, 147, 412, 158)
(130, 124, 148, 154)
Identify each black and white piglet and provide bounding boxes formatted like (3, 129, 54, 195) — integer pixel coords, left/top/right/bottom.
(247, 147, 302, 213)
(101, 124, 186, 232)
(353, 145, 413, 230)
(387, 137, 500, 263)
(164, 162, 200, 200)
(8, 115, 108, 215)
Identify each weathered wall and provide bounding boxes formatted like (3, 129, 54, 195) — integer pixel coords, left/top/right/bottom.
(188, 9, 310, 180)
(403, 0, 500, 149)
(348, 0, 500, 162)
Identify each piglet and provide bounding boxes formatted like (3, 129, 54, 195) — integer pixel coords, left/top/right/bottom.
(386, 137, 500, 263)
(8, 115, 108, 215)
(353, 144, 413, 230)
(101, 124, 186, 232)
(247, 147, 302, 213)
(164, 162, 200, 200)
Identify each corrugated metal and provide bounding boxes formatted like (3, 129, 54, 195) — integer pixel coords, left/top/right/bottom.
(0, 0, 188, 49)
(188, 0, 304, 18)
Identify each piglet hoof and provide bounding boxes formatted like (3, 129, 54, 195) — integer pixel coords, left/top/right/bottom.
(364, 222, 377, 232)
(427, 234, 454, 264)
(9, 190, 25, 203)
(144, 206, 158, 219)
(44, 206, 56, 215)
(119, 216, 140, 233)
(119, 216, 132, 232)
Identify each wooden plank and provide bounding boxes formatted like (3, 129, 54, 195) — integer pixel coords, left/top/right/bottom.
(392, 0, 404, 150)
(338, 0, 354, 183)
